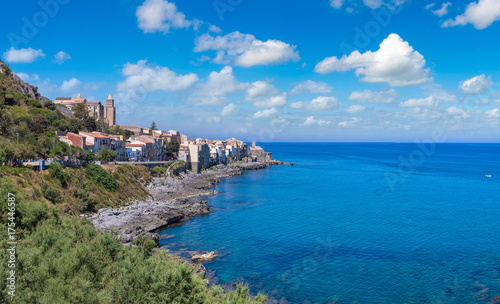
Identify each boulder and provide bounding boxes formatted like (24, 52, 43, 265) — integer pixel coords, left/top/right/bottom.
(191, 251, 217, 262)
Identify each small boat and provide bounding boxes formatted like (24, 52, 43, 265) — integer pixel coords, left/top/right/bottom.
(485, 175, 492, 178)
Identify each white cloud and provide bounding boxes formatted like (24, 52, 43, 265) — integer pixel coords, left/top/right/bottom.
(194, 31, 300, 67)
(253, 108, 278, 119)
(442, 0, 500, 29)
(432, 2, 451, 16)
(299, 116, 332, 127)
(445, 106, 470, 118)
(245, 81, 287, 108)
(207, 116, 221, 123)
(2, 47, 45, 63)
(399, 96, 438, 108)
(339, 117, 361, 127)
(290, 96, 341, 111)
(53, 51, 71, 64)
(188, 66, 248, 105)
(116, 60, 199, 102)
(330, 0, 344, 9)
(289, 80, 333, 95)
(348, 89, 399, 103)
(208, 24, 222, 34)
(476, 98, 490, 105)
(60, 78, 81, 93)
(221, 103, 238, 115)
(459, 74, 492, 95)
(425, 3, 436, 10)
(345, 105, 367, 114)
(136, 0, 192, 34)
(314, 34, 432, 87)
(486, 108, 500, 118)
(331, 0, 407, 10)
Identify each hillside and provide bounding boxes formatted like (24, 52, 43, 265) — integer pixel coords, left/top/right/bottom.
(0, 61, 266, 303)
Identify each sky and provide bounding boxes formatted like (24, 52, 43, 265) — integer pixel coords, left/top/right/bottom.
(1, 0, 500, 142)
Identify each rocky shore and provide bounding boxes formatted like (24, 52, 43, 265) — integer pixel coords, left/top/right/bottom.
(91, 161, 286, 245)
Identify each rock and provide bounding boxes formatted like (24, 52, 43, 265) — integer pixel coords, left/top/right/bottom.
(192, 263, 206, 278)
(191, 251, 217, 262)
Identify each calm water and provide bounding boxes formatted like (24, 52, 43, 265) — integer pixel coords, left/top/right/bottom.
(159, 143, 500, 304)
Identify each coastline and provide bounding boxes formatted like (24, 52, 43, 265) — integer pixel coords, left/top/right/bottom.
(90, 160, 286, 245)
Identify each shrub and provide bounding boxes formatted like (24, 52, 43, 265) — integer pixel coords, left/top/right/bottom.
(47, 162, 69, 188)
(41, 182, 63, 204)
(85, 164, 118, 192)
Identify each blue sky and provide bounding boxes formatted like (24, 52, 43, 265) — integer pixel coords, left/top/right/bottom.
(1, 0, 500, 142)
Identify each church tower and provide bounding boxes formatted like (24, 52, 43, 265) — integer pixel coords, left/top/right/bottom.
(104, 93, 116, 126)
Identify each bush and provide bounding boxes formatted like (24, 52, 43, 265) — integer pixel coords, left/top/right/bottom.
(47, 162, 69, 188)
(41, 183, 63, 204)
(85, 164, 118, 192)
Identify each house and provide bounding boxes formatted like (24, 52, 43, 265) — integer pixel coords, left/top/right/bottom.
(125, 143, 145, 161)
(58, 132, 87, 149)
(79, 132, 111, 155)
(118, 125, 143, 136)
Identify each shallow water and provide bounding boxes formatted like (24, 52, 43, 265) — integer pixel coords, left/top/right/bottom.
(159, 143, 500, 304)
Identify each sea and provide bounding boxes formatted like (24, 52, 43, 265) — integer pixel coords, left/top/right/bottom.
(159, 143, 500, 304)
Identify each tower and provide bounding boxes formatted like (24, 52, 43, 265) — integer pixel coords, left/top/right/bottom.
(104, 93, 116, 126)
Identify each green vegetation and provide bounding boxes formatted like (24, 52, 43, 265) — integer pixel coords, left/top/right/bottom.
(0, 176, 267, 303)
(97, 147, 118, 162)
(85, 164, 119, 192)
(0, 60, 266, 303)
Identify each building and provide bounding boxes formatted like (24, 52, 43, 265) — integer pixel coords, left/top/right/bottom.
(178, 143, 210, 173)
(79, 132, 111, 155)
(118, 125, 143, 136)
(54, 94, 116, 126)
(58, 132, 87, 149)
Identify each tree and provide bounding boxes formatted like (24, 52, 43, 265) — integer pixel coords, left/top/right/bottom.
(97, 147, 117, 162)
(150, 121, 157, 130)
(72, 103, 88, 119)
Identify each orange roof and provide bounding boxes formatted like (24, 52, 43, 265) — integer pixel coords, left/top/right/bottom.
(81, 132, 109, 139)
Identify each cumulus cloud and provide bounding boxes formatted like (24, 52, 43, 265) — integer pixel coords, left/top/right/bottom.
(399, 96, 438, 108)
(194, 31, 300, 67)
(289, 80, 333, 95)
(116, 60, 199, 102)
(253, 108, 278, 119)
(221, 103, 238, 115)
(60, 78, 81, 93)
(314, 34, 432, 87)
(290, 96, 341, 111)
(299, 116, 332, 127)
(348, 89, 399, 103)
(431, 2, 451, 16)
(330, 0, 344, 9)
(345, 105, 367, 114)
(486, 108, 500, 118)
(491, 91, 500, 102)
(136, 0, 192, 34)
(245, 81, 287, 108)
(445, 106, 471, 119)
(53, 51, 71, 64)
(208, 24, 222, 33)
(188, 66, 248, 105)
(459, 74, 492, 95)
(425, 3, 436, 10)
(2, 47, 45, 63)
(442, 0, 500, 29)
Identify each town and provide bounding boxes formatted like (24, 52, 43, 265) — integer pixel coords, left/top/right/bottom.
(52, 94, 273, 173)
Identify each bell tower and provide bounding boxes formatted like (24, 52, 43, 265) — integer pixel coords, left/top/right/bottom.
(104, 93, 116, 126)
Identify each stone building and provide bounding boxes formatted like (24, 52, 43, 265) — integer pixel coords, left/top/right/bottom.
(54, 93, 116, 126)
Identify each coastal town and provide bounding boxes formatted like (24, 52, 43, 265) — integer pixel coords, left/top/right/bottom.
(52, 93, 273, 173)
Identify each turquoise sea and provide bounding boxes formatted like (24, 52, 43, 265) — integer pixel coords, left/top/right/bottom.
(159, 143, 500, 304)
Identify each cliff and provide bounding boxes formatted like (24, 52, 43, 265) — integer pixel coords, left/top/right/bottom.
(0, 60, 49, 103)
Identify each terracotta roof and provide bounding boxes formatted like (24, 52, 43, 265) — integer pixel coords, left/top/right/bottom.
(80, 132, 109, 139)
(126, 144, 144, 147)
(55, 97, 71, 100)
